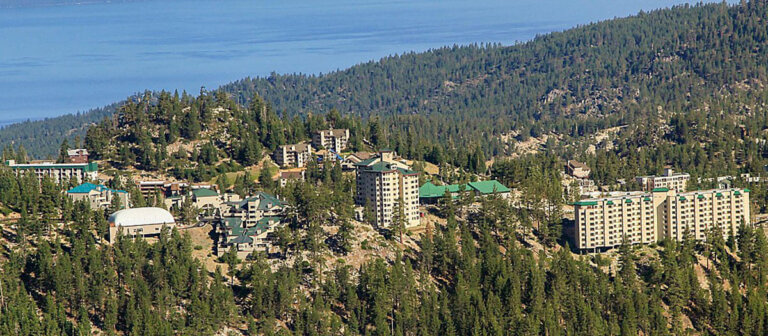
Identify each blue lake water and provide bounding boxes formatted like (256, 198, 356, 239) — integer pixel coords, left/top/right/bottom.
(0, 0, 730, 122)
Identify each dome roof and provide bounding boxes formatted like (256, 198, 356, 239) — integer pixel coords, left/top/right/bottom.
(108, 207, 175, 227)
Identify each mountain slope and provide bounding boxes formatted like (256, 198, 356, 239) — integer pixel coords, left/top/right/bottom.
(3, 1, 768, 162)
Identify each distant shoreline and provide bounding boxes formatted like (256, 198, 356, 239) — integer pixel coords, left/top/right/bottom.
(0, 118, 38, 129)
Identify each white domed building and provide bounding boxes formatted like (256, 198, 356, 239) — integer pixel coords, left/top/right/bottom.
(108, 207, 176, 243)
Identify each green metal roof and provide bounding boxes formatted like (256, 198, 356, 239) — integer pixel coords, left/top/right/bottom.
(697, 195, 705, 199)
(192, 188, 218, 198)
(744, 188, 751, 193)
(643, 197, 652, 202)
(468, 180, 511, 194)
(235, 192, 286, 210)
(679, 196, 687, 201)
(625, 199, 633, 204)
(652, 187, 669, 192)
(419, 180, 510, 199)
(419, 182, 447, 198)
(573, 201, 598, 206)
(734, 191, 741, 196)
(606, 201, 614, 205)
(354, 157, 379, 166)
(397, 167, 419, 175)
(716, 193, 723, 197)
(230, 235, 253, 244)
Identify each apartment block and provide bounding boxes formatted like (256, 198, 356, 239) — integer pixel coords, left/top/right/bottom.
(636, 167, 690, 192)
(312, 129, 350, 153)
(355, 150, 420, 228)
(274, 143, 313, 168)
(573, 187, 750, 252)
(216, 192, 287, 258)
(5, 159, 98, 183)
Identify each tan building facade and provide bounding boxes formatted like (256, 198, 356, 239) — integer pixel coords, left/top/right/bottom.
(312, 129, 350, 153)
(274, 143, 313, 168)
(574, 187, 750, 252)
(355, 150, 420, 228)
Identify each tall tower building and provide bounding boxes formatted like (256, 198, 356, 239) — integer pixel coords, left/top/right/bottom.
(355, 150, 420, 228)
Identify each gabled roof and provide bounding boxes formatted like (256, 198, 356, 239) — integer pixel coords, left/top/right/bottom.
(231, 192, 287, 210)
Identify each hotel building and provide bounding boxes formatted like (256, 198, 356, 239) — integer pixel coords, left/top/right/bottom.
(355, 150, 420, 228)
(573, 187, 750, 252)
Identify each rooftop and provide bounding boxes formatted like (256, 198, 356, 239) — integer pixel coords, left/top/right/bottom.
(419, 180, 510, 198)
(67, 182, 127, 194)
(192, 188, 218, 198)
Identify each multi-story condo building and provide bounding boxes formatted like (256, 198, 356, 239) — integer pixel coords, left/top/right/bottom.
(573, 187, 750, 252)
(274, 143, 313, 168)
(219, 192, 286, 227)
(5, 159, 98, 183)
(67, 182, 129, 210)
(636, 167, 690, 192)
(217, 192, 287, 257)
(355, 150, 420, 228)
(312, 129, 350, 153)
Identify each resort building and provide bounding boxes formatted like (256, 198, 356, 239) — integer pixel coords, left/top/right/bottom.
(107, 207, 176, 244)
(636, 167, 690, 192)
(419, 180, 511, 204)
(274, 143, 313, 168)
(5, 159, 98, 183)
(573, 187, 750, 252)
(312, 129, 350, 153)
(219, 192, 287, 226)
(216, 192, 287, 257)
(66, 182, 129, 210)
(355, 150, 420, 228)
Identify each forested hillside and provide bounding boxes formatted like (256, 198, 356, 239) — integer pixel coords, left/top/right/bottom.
(7, 1, 768, 162)
(6, 2, 768, 335)
(0, 103, 117, 158)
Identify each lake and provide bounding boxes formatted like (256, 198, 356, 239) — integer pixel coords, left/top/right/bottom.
(0, 0, 729, 122)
